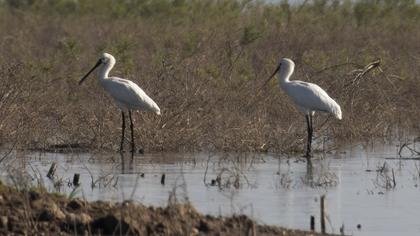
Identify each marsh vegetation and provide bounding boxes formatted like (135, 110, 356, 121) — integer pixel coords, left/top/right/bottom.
(0, 0, 419, 153)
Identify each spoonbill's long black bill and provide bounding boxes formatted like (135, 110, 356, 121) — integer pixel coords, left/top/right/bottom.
(79, 59, 102, 85)
(260, 64, 281, 90)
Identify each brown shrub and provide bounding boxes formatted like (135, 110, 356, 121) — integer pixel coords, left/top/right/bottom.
(0, 1, 418, 153)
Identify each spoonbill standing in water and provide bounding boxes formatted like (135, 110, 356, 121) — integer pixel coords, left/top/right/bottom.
(79, 53, 161, 153)
(264, 58, 342, 159)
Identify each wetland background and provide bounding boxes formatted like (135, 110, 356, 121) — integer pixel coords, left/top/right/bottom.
(0, 1, 420, 235)
(0, 0, 419, 153)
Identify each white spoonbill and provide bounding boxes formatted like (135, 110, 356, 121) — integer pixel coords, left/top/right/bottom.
(79, 53, 161, 153)
(264, 58, 342, 158)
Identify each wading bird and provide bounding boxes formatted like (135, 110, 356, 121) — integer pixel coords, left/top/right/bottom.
(79, 53, 161, 153)
(263, 58, 342, 159)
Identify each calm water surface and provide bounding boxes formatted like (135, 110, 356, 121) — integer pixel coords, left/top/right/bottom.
(1, 141, 420, 236)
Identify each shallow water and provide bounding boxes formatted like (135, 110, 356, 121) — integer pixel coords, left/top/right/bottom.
(1, 141, 420, 236)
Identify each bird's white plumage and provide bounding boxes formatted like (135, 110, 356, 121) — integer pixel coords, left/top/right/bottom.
(79, 53, 160, 153)
(277, 58, 342, 120)
(100, 77, 160, 114)
(96, 53, 161, 115)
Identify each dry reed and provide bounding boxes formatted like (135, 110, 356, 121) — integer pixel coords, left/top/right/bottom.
(0, 0, 419, 153)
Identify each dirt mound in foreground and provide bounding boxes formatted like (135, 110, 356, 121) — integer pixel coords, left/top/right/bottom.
(0, 183, 330, 235)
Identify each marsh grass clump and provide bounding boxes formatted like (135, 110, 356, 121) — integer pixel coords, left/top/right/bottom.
(204, 153, 258, 189)
(0, 0, 419, 153)
(373, 162, 397, 190)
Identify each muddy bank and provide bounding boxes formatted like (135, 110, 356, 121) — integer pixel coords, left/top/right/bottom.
(0, 182, 334, 236)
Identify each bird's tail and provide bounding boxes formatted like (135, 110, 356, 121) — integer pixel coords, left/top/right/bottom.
(153, 105, 161, 115)
(332, 104, 342, 120)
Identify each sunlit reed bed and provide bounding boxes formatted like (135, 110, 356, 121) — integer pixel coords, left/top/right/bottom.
(0, 0, 418, 153)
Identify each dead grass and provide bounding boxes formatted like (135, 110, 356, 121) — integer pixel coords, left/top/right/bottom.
(0, 0, 419, 153)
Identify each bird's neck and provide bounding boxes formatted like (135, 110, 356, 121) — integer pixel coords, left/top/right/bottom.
(98, 62, 114, 80)
(279, 65, 294, 87)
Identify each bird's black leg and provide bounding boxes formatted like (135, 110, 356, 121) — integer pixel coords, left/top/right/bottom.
(119, 111, 126, 152)
(129, 110, 135, 153)
(305, 114, 312, 159)
(309, 113, 314, 152)
(120, 152, 125, 174)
